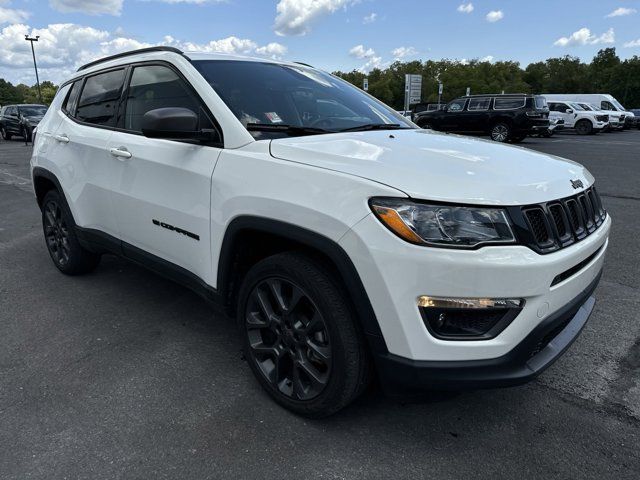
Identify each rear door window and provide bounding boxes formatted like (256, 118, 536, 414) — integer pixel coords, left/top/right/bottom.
(467, 97, 491, 111)
(76, 69, 126, 127)
(494, 97, 526, 110)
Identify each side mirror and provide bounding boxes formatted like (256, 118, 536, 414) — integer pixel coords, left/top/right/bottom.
(141, 107, 214, 141)
(565, 109, 574, 114)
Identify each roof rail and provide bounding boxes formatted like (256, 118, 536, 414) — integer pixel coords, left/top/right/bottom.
(77, 46, 184, 72)
(293, 61, 314, 68)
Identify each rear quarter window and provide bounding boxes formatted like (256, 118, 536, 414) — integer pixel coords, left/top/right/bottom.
(494, 97, 526, 110)
(62, 81, 82, 116)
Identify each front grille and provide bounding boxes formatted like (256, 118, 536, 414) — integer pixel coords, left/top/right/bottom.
(596, 115, 609, 122)
(511, 186, 606, 254)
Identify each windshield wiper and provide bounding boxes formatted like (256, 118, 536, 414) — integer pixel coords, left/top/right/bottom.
(245, 123, 332, 136)
(336, 123, 407, 132)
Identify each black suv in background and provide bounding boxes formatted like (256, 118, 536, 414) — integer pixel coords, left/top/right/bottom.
(414, 94, 550, 142)
(0, 104, 48, 142)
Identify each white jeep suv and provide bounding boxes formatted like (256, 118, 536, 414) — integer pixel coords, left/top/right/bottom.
(30, 48, 610, 417)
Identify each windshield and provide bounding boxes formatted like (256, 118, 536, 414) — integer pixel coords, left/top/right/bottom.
(569, 102, 585, 111)
(19, 106, 47, 117)
(611, 98, 626, 111)
(579, 103, 594, 111)
(193, 60, 413, 137)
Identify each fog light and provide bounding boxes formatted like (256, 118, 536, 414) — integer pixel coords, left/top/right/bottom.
(418, 296, 524, 340)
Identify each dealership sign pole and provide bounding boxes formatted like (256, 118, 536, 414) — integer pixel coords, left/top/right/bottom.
(363, 78, 369, 92)
(438, 83, 443, 108)
(404, 74, 422, 113)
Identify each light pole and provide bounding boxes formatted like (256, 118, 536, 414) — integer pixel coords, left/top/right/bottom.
(24, 35, 43, 104)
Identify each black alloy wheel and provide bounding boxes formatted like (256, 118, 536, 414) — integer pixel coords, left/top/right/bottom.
(490, 122, 510, 142)
(41, 190, 100, 274)
(43, 198, 71, 268)
(238, 252, 371, 417)
(245, 277, 332, 401)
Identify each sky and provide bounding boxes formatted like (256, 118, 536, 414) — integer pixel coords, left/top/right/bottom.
(1, 0, 640, 85)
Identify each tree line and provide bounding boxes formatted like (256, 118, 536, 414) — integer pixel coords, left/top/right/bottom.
(1, 48, 638, 110)
(0, 79, 57, 106)
(334, 48, 640, 110)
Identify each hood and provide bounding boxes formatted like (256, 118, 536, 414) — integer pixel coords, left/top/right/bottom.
(269, 129, 594, 206)
(23, 115, 43, 124)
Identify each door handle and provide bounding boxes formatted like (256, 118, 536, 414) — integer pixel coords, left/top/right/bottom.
(53, 134, 69, 143)
(109, 147, 132, 159)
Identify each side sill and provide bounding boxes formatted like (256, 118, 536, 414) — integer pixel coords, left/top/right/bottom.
(75, 226, 222, 306)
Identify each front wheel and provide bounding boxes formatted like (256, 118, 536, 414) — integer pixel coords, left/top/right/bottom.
(490, 122, 511, 142)
(1, 126, 11, 140)
(575, 120, 593, 135)
(237, 252, 371, 418)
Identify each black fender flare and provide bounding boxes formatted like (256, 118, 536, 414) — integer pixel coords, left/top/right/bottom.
(217, 216, 388, 352)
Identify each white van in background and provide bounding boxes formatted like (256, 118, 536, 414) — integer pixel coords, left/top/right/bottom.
(543, 94, 633, 130)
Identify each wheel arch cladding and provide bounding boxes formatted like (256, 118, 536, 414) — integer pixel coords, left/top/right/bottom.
(32, 167, 65, 208)
(217, 216, 388, 351)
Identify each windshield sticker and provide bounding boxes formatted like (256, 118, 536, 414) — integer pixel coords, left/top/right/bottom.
(265, 112, 283, 123)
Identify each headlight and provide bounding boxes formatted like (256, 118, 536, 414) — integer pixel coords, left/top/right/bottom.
(369, 198, 516, 248)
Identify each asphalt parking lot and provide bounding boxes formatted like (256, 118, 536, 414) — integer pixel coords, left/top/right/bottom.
(1, 130, 639, 479)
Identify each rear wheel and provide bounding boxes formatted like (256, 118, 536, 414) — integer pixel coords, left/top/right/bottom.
(237, 252, 371, 418)
(41, 190, 101, 275)
(490, 122, 510, 142)
(575, 119, 593, 135)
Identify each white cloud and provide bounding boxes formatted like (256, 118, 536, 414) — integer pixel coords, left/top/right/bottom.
(457, 3, 473, 14)
(486, 10, 503, 22)
(357, 56, 383, 74)
(0, 22, 288, 84)
(349, 44, 375, 59)
(363, 12, 377, 24)
(554, 27, 615, 47)
(255, 42, 288, 58)
(0, 5, 30, 24)
(623, 39, 640, 48)
(391, 46, 417, 59)
(49, 0, 123, 16)
(480, 55, 494, 62)
(606, 7, 637, 18)
(274, 0, 357, 36)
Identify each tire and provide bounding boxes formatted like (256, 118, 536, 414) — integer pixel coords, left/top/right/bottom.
(237, 252, 371, 418)
(490, 122, 510, 142)
(41, 190, 101, 275)
(575, 119, 593, 135)
(21, 126, 32, 142)
(542, 130, 553, 138)
(1, 126, 11, 140)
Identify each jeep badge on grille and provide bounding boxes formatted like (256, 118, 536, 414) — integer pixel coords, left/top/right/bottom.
(571, 179, 584, 189)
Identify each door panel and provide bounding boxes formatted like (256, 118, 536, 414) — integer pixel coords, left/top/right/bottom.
(107, 63, 222, 283)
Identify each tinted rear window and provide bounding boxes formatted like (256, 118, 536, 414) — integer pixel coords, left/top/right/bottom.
(76, 69, 126, 127)
(494, 97, 526, 110)
(468, 97, 491, 111)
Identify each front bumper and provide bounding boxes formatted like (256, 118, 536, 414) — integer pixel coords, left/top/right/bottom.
(374, 271, 600, 394)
